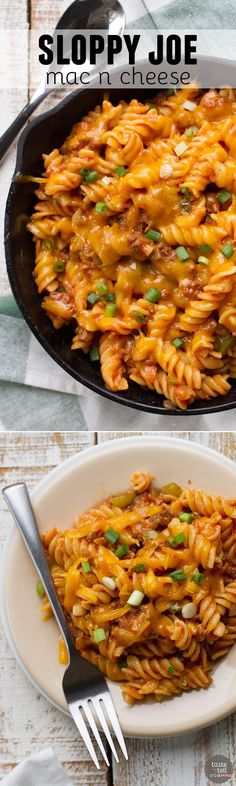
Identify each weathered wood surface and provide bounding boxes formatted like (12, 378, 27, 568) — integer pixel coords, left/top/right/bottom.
(97, 430, 236, 458)
(0, 431, 236, 785)
(0, 1, 28, 295)
(0, 0, 69, 297)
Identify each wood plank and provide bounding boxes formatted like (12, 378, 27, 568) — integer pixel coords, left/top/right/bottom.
(0, 0, 28, 26)
(0, 431, 110, 785)
(0, 431, 96, 552)
(0, 430, 95, 467)
(112, 716, 236, 786)
(0, 0, 28, 296)
(29, 0, 67, 98)
(96, 431, 236, 459)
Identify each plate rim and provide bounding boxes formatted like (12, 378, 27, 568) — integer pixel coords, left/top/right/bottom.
(1, 434, 236, 737)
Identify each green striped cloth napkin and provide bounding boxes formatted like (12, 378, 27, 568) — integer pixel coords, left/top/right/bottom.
(0, 0, 236, 430)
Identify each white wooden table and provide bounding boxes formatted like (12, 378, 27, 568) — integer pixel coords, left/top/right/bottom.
(1, 430, 236, 785)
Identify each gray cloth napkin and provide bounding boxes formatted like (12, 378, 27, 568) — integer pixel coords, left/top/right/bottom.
(1, 748, 73, 786)
(138, 0, 236, 28)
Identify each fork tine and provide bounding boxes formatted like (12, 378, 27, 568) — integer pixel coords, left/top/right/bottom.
(92, 696, 119, 763)
(69, 703, 100, 769)
(102, 693, 129, 761)
(82, 700, 110, 767)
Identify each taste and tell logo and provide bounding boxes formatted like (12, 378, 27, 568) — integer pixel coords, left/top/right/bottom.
(205, 755, 234, 784)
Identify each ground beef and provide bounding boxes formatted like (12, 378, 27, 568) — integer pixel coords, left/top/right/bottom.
(134, 491, 156, 508)
(201, 318, 218, 334)
(152, 242, 177, 264)
(129, 230, 153, 257)
(205, 192, 220, 214)
(50, 291, 73, 306)
(148, 506, 173, 528)
(222, 558, 236, 581)
(178, 278, 201, 299)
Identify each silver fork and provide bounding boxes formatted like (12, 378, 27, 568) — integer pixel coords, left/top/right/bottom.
(3, 482, 128, 769)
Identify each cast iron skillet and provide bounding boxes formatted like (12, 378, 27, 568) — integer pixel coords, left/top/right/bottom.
(4, 58, 236, 415)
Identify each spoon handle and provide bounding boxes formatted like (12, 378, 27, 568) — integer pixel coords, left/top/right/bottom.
(0, 89, 47, 163)
(2, 482, 74, 655)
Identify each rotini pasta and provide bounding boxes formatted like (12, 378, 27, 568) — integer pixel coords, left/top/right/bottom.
(39, 471, 236, 705)
(27, 87, 236, 410)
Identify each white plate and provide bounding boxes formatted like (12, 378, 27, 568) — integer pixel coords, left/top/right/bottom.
(1, 435, 236, 737)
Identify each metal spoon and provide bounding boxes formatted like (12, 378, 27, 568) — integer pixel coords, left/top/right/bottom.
(0, 0, 125, 162)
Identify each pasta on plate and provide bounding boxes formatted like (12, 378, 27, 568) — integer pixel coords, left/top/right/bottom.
(39, 471, 236, 705)
(27, 86, 236, 409)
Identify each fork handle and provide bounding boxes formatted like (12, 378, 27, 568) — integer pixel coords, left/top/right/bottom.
(2, 482, 74, 655)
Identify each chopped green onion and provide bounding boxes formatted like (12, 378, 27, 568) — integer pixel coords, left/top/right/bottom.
(175, 144, 188, 160)
(132, 563, 146, 572)
(132, 310, 146, 323)
(143, 530, 157, 540)
(93, 628, 106, 643)
(145, 229, 161, 242)
(53, 259, 65, 273)
(215, 334, 235, 355)
(115, 166, 127, 177)
(160, 483, 182, 497)
(78, 167, 90, 177)
(198, 255, 209, 265)
(145, 287, 161, 303)
(127, 590, 145, 607)
(104, 293, 116, 302)
(176, 246, 190, 261)
(87, 292, 100, 306)
(167, 89, 175, 97)
(172, 337, 183, 349)
(221, 243, 234, 259)
(169, 568, 186, 582)
(185, 125, 198, 137)
(192, 570, 205, 585)
(81, 560, 92, 574)
(79, 169, 99, 183)
(105, 527, 120, 545)
(89, 347, 100, 362)
(95, 201, 107, 214)
(168, 533, 186, 548)
(84, 171, 99, 183)
(218, 190, 231, 204)
(115, 544, 129, 558)
(180, 187, 191, 200)
(43, 239, 53, 250)
(198, 244, 213, 254)
(170, 602, 181, 613)
(111, 491, 135, 508)
(105, 302, 117, 317)
(97, 281, 107, 295)
(102, 576, 116, 590)
(117, 658, 128, 669)
(36, 579, 45, 597)
(179, 512, 193, 523)
(167, 664, 174, 676)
